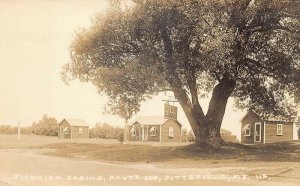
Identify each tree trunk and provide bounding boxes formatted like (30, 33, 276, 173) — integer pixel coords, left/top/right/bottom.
(159, 17, 236, 149)
(173, 76, 236, 149)
(197, 77, 236, 148)
(123, 120, 128, 144)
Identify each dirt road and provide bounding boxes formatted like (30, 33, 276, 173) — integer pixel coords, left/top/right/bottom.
(0, 149, 298, 186)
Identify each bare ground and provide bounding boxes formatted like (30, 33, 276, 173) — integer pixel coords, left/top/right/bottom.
(0, 134, 300, 186)
(0, 148, 299, 186)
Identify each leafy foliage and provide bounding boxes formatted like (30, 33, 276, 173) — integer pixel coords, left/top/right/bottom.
(89, 123, 124, 142)
(0, 125, 18, 134)
(0, 115, 58, 136)
(181, 129, 196, 142)
(182, 128, 233, 142)
(63, 0, 300, 145)
(31, 115, 58, 136)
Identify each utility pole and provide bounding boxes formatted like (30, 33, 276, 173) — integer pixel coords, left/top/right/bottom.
(18, 122, 21, 141)
(123, 119, 128, 144)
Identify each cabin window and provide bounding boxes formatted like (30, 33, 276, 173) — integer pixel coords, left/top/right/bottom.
(130, 127, 136, 136)
(149, 127, 156, 136)
(169, 127, 174, 137)
(78, 127, 83, 134)
(277, 124, 283, 135)
(63, 127, 69, 134)
(243, 124, 251, 136)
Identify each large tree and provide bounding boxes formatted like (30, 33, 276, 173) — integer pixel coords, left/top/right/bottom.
(62, 0, 300, 148)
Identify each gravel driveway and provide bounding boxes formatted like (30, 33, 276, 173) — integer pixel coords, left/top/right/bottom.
(0, 149, 299, 186)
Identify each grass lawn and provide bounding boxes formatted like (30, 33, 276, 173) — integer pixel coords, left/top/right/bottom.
(0, 134, 119, 149)
(42, 140, 300, 164)
(1, 134, 299, 165)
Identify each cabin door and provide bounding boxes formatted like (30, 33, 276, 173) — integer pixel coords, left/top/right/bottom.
(139, 127, 144, 141)
(254, 123, 261, 142)
(141, 125, 145, 141)
(59, 126, 63, 138)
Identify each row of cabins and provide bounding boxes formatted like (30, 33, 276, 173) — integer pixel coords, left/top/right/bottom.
(57, 109, 300, 144)
(57, 116, 182, 141)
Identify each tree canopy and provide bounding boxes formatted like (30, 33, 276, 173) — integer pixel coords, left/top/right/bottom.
(31, 115, 58, 136)
(62, 0, 300, 147)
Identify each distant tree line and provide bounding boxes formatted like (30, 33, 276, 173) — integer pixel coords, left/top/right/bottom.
(0, 116, 124, 142)
(0, 115, 58, 136)
(89, 123, 124, 142)
(182, 128, 234, 142)
(181, 129, 195, 142)
(0, 125, 18, 134)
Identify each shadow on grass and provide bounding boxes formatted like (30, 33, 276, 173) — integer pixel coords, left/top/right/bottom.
(41, 140, 300, 163)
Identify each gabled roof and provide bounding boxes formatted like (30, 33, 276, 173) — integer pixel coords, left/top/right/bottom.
(240, 110, 260, 122)
(265, 116, 293, 122)
(61, 118, 89, 127)
(130, 115, 181, 126)
(240, 110, 294, 123)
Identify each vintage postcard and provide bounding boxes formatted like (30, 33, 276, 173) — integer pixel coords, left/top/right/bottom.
(0, 0, 299, 185)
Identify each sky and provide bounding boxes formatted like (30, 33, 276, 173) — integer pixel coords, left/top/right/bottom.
(0, 0, 245, 138)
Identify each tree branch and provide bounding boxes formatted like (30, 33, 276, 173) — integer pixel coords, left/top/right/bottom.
(186, 69, 205, 119)
(212, 70, 221, 81)
(159, 23, 205, 133)
(248, 25, 293, 35)
(206, 75, 236, 128)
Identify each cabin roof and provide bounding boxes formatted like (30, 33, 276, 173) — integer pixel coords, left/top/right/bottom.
(130, 115, 181, 126)
(61, 118, 89, 127)
(241, 110, 294, 123)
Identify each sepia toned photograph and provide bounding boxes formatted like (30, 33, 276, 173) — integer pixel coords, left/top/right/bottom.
(0, 0, 299, 185)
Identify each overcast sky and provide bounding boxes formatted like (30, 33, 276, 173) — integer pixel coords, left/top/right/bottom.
(0, 0, 244, 137)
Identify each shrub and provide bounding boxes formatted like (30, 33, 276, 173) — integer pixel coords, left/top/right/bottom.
(31, 115, 58, 136)
(89, 123, 124, 142)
